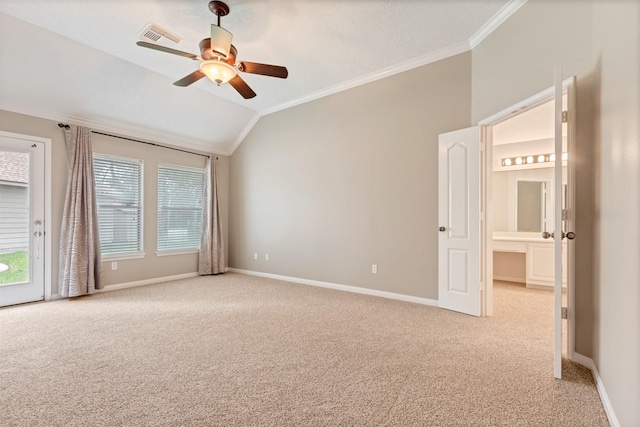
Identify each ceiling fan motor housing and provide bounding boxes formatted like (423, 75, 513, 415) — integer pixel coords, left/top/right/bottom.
(199, 38, 237, 64)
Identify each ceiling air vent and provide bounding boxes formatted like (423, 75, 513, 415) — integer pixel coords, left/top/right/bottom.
(137, 23, 181, 44)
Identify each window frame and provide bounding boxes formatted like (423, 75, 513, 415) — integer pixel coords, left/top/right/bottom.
(156, 163, 206, 255)
(93, 153, 145, 260)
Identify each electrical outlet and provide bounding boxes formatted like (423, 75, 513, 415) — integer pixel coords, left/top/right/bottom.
(253, 252, 258, 260)
(111, 262, 118, 271)
(265, 254, 269, 261)
(371, 264, 377, 274)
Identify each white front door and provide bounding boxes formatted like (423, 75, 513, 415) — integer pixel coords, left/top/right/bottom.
(0, 135, 45, 307)
(438, 126, 481, 317)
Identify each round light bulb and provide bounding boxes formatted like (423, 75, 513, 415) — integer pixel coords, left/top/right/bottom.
(526, 156, 534, 164)
(503, 158, 512, 166)
(538, 155, 546, 163)
(549, 154, 556, 162)
(562, 153, 568, 161)
(515, 157, 523, 165)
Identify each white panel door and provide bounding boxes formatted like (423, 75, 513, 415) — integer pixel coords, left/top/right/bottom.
(0, 136, 45, 307)
(438, 127, 481, 317)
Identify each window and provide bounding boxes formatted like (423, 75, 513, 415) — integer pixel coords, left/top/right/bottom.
(93, 154, 143, 256)
(157, 164, 205, 252)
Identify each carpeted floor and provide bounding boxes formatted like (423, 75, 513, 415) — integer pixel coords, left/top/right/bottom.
(0, 273, 609, 426)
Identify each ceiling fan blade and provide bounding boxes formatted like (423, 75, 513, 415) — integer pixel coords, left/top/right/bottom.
(137, 41, 200, 60)
(174, 70, 206, 87)
(228, 75, 257, 99)
(210, 24, 233, 58)
(238, 62, 288, 79)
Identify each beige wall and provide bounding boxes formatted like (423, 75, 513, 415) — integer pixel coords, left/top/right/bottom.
(591, 1, 640, 424)
(471, 0, 593, 124)
(471, 0, 595, 358)
(474, 0, 640, 423)
(493, 252, 526, 283)
(493, 171, 510, 232)
(0, 109, 229, 296)
(229, 52, 472, 299)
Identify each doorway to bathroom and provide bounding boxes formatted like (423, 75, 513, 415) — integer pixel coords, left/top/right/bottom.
(480, 75, 576, 378)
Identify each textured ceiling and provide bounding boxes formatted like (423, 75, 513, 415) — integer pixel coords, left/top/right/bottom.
(0, 0, 520, 154)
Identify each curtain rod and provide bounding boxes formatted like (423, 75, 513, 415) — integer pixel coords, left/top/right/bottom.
(58, 123, 216, 159)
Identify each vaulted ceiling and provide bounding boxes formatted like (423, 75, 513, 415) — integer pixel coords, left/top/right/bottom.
(0, 1, 522, 155)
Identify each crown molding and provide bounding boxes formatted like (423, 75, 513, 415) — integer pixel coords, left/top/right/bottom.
(231, 41, 470, 152)
(228, 112, 261, 155)
(63, 114, 232, 157)
(230, 1, 527, 149)
(3, 1, 528, 156)
(0, 103, 232, 157)
(259, 41, 471, 117)
(469, 0, 528, 48)
(257, 1, 529, 120)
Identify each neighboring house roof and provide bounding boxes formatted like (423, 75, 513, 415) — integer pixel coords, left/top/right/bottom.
(0, 151, 29, 183)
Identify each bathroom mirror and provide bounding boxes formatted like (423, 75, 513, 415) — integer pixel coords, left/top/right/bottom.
(492, 166, 559, 233)
(516, 181, 548, 232)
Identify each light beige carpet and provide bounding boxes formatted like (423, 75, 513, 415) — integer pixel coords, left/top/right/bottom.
(0, 274, 608, 426)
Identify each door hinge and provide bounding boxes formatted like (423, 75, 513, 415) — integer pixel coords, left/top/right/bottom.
(562, 111, 568, 123)
(561, 307, 568, 319)
(562, 209, 568, 220)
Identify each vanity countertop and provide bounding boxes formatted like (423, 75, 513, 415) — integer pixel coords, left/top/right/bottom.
(492, 232, 548, 243)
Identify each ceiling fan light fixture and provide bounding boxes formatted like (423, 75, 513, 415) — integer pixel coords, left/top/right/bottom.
(200, 59, 237, 86)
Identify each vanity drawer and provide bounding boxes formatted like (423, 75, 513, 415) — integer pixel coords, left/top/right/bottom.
(492, 240, 527, 253)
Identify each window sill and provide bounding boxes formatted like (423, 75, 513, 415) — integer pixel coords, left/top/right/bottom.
(156, 250, 199, 257)
(102, 253, 147, 262)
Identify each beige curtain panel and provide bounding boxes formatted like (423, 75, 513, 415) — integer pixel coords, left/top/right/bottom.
(59, 125, 103, 297)
(199, 156, 225, 275)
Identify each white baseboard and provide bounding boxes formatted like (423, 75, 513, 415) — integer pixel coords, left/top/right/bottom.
(572, 352, 620, 427)
(95, 272, 199, 293)
(525, 283, 554, 291)
(493, 275, 526, 284)
(572, 352, 592, 369)
(227, 268, 439, 307)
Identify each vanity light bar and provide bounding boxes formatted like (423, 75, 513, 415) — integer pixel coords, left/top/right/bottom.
(501, 152, 568, 167)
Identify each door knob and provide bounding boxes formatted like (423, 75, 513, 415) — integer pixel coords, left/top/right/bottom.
(565, 231, 576, 240)
(542, 231, 553, 239)
(439, 226, 446, 232)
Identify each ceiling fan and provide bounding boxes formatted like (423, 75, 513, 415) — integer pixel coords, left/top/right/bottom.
(136, 1, 288, 99)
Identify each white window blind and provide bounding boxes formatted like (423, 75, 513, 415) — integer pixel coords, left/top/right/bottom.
(93, 154, 143, 255)
(157, 165, 205, 252)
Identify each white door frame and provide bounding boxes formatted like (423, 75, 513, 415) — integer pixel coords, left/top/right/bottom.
(477, 77, 576, 359)
(0, 130, 52, 302)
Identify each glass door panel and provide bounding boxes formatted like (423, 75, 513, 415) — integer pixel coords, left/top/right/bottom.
(0, 136, 44, 306)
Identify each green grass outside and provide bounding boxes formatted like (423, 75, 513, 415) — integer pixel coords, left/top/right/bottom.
(0, 251, 28, 285)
